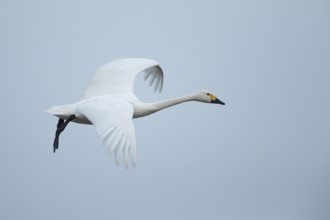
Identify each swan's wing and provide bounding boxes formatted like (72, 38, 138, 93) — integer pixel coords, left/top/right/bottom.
(77, 100, 137, 168)
(80, 58, 164, 100)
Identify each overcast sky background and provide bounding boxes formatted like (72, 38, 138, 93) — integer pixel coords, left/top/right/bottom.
(1, 0, 329, 219)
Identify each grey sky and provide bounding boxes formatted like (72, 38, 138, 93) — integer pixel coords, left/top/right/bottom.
(1, 0, 329, 219)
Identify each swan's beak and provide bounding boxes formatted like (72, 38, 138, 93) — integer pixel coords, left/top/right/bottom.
(212, 98, 225, 105)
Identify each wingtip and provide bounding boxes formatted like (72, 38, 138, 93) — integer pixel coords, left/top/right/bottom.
(131, 161, 136, 169)
(115, 159, 120, 167)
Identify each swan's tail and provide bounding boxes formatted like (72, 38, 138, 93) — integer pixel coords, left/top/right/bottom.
(45, 104, 91, 124)
(44, 105, 75, 119)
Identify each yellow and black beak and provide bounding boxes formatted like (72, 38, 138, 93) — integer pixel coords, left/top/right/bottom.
(212, 98, 225, 105)
(210, 94, 225, 105)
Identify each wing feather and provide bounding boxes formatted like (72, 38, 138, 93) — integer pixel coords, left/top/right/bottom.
(154, 76, 161, 92)
(123, 134, 130, 168)
(131, 133, 137, 167)
(115, 132, 126, 166)
(77, 100, 136, 168)
(108, 128, 121, 154)
(144, 65, 163, 93)
(148, 71, 157, 87)
(126, 131, 135, 168)
(81, 58, 164, 100)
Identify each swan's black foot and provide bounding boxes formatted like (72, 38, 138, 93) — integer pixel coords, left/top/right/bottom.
(53, 118, 64, 152)
(53, 115, 76, 153)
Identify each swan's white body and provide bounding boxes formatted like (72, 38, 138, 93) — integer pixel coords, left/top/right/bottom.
(45, 58, 224, 168)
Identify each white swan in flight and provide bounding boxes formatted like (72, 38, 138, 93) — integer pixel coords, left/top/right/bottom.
(45, 58, 225, 168)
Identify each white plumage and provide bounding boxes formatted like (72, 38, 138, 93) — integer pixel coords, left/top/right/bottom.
(45, 58, 225, 168)
(80, 58, 163, 99)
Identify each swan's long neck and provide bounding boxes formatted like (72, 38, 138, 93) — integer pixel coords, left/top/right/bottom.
(134, 93, 197, 118)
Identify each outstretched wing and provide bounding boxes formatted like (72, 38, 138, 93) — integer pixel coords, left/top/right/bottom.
(77, 100, 137, 168)
(80, 58, 164, 100)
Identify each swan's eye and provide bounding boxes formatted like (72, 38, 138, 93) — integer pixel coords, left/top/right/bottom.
(206, 93, 210, 96)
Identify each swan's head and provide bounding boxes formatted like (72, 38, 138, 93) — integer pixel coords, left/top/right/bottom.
(195, 91, 225, 105)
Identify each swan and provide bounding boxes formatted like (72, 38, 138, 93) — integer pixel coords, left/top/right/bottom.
(45, 58, 225, 168)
